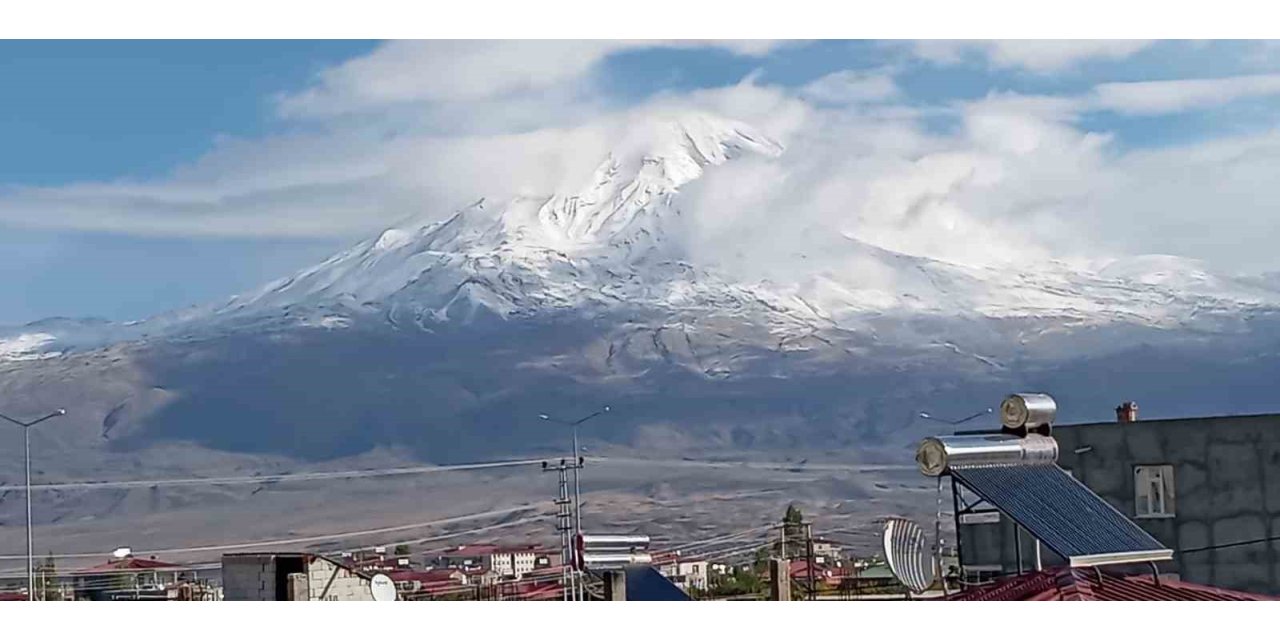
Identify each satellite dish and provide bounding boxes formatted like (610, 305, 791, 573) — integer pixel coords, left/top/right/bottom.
(112, 547, 132, 559)
(881, 518, 935, 594)
(370, 573, 397, 602)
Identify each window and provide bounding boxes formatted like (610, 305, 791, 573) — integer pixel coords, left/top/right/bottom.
(1134, 465, 1176, 518)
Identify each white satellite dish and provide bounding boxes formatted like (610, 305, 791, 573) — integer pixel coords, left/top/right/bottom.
(370, 573, 397, 602)
(881, 518, 935, 594)
(112, 547, 132, 559)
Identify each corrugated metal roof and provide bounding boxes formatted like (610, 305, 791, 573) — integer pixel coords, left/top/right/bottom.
(74, 557, 183, 574)
(946, 567, 1275, 601)
(952, 464, 1168, 562)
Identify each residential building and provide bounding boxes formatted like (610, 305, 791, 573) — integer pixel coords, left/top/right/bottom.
(840, 564, 900, 594)
(789, 560, 847, 592)
(222, 552, 379, 601)
(388, 568, 470, 599)
(428, 544, 552, 580)
(957, 408, 1280, 595)
(68, 554, 211, 601)
(811, 537, 844, 563)
(653, 552, 709, 591)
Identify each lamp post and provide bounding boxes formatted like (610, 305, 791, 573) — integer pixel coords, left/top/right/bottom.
(1, 408, 66, 602)
(539, 406, 610, 535)
(539, 405, 610, 600)
(917, 407, 992, 426)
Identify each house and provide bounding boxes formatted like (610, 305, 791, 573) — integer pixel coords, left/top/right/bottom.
(958, 408, 1280, 594)
(945, 565, 1274, 601)
(388, 568, 470, 600)
(428, 544, 553, 580)
(345, 546, 413, 574)
(69, 554, 206, 601)
(789, 559, 848, 593)
(810, 537, 844, 563)
(652, 552, 709, 591)
(222, 552, 382, 601)
(839, 563, 902, 595)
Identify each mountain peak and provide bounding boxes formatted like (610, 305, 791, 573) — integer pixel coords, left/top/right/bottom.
(523, 112, 783, 248)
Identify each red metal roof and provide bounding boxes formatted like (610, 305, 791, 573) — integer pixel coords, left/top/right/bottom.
(945, 567, 1275, 601)
(74, 556, 183, 574)
(388, 569, 461, 584)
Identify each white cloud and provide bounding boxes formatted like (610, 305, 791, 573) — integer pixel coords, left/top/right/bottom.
(277, 39, 789, 118)
(914, 40, 1153, 72)
(800, 69, 900, 105)
(8, 39, 1280, 281)
(1088, 74, 1280, 115)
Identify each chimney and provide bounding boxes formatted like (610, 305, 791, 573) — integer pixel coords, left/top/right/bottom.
(1115, 401, 1138, 424)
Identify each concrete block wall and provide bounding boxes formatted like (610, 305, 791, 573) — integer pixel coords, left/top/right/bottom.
(960, 414, 1280, 595)
(307, 558, 373, 601)
(222, 556, 275, 601)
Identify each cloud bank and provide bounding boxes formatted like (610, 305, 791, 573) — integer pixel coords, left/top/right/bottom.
(4, 39, 1280, 278)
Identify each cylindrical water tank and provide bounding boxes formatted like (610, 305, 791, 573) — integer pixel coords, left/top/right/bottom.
(580, 552, 653, 570)
(578, 534, 651, 551)
(916, 434, 1059, 476)
(999, 393, 1058, 430)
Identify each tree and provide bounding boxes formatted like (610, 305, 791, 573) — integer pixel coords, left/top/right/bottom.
(781, 504, 805, 559)
(36, 552, 60, 601)
(784, 504, 803, 526)
(752, 546, 771, 572)
(393, 544, 411, 557)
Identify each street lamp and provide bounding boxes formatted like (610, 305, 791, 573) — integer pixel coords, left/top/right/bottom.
(539, 405, 610, 600)
(538, 406, 609, 533)
(0, 408, 66, 602)
(917, 407, 992, 426)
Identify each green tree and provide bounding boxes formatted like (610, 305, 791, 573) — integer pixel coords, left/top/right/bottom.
(393, 544, 411, 557)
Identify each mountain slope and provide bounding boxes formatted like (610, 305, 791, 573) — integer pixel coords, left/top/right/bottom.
(3, 111, 1280, 467)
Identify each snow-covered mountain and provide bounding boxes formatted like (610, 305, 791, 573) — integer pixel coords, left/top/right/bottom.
(5, 111, 1280, 466)
(10, 112, 1278, 360)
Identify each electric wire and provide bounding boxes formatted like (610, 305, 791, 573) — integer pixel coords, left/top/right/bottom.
(0, 458, 546, 493)
(0, 503, 546, 561)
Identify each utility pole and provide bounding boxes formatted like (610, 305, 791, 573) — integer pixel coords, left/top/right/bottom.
(805, 522, 816, 601)
(542, 458, 583, 601)
(539, 405, 609, 601)
(1, 408, 66, 602)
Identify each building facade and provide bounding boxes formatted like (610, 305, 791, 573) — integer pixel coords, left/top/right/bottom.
(429, 544, 552, 580)
(958, 411, 1280, 595)
(655, 556, 709, 592)
(223, 553, 378, 601)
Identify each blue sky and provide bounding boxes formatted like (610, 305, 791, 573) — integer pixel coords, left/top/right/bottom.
(5, 40, 1280, 325)
(0, 41, 370, 322)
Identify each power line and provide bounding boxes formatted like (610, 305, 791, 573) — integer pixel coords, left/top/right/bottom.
(0, 503, 546, 561)
(0, 458, 547, 493)
(1180, 535, 1280, 555)
(341, 514, 552, 553)
(664, 524, 775, 553)
(0, 455, 901, 493)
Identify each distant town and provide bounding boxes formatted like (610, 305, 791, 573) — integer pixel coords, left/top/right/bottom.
(3, 394, 1278, 602)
